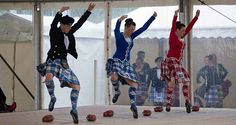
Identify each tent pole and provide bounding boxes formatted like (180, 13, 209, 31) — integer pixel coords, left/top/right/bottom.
(179, 0, 185, 107)
(179, 0, 194, 107)
(104, 1, 112, 105)
(187, 0, 194, 107)
(13, 42, 16, 102)
(33, 1, 42, 110)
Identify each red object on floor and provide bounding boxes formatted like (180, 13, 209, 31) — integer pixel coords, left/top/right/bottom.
(86, 114, 96, 121)
(7, 102, 17, 112)
(154, 106, 163, 112)
(42, 114, 54, 122)
(192, 106, 200, 112)
(103, 110, 114, 117)
(142, 110, 151, 116)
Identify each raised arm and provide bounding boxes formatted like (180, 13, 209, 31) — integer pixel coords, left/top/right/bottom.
(131, 12, 157, 39)
(50, 6, 69, 30)
(146, 74, 152, 89)
(196, 66, 207, 83)
(218, 64, 228, 80)
(170, 9, 179, 36)
(146, 68, 154, 92)
(114, 15, 128, 37)
(183, 10, 200, 37)
(70, 3, 95, 34)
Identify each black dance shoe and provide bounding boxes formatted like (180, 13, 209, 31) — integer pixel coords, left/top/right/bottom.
(185, 102, 192, 113)
(112, 93, 120, 103)
(48, 97, 56, 112)
(166, 105, 171, 112)
(130, 105, 138, 119)
(70, 110, 79, 124)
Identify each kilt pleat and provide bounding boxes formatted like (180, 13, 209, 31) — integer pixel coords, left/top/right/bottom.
(161, 57, 190, 83)
(37, 59, 80, 87)
(106, 58, 138, 83)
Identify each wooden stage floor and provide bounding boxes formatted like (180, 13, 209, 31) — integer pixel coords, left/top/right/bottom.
(0, 105, 236, 125)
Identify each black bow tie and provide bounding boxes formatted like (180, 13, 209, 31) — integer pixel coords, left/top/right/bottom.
(64, 33, 68, 36)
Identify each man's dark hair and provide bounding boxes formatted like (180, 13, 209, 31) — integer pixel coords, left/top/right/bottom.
(60, 15, 75, 25)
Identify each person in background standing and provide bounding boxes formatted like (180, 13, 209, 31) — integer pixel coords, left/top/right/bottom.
(203, 54, 228, 108)
(133, 51, 150, 106)
(0, 87, 16, 113)
(147, 57, 166, 107)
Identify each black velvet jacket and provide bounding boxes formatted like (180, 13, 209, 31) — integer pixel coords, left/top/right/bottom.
(47, 10, 91, 60)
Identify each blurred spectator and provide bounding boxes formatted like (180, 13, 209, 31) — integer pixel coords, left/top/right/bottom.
(147, 57, 166, 106)
(133, 51, 150, 105)
(194, 56, 209, 107)
(194, 54, 230, 108)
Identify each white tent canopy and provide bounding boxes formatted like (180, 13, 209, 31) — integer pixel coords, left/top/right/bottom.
(105, 5, 236, 38)
(15, 5, 236, 39)
(0, 12, 33, 43)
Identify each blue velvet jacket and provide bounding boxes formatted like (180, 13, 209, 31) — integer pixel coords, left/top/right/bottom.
(112, 15, 155, 61)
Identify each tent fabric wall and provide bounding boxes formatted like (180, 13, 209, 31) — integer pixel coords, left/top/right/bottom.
(0, 12, 34, 111)
(0, 42, 35, 111)
(0, 44, 15, 104)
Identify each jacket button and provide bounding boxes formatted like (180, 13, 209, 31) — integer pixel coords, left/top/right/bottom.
(54, 51, 56, 53)
(58, 53, 60, 56)
(55, 45, 57, 47)
(52, 56, 55, 58)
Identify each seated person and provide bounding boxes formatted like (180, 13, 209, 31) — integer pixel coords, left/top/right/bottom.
(0, 87, 16, 113)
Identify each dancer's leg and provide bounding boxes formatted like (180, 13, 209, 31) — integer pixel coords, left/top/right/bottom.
(166, 77, 175, 112)
(68, 84, 80, 124)
(126, 79, 138, 119)
(111, 73, 120, 103)
(183, 81, 191, 113)
(45, 73, 56, 111)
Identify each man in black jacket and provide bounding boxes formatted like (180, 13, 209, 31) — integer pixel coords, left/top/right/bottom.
(37, 3, 95, 124)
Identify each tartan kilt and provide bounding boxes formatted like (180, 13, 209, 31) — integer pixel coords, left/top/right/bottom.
(136, 82, 149, 95)
(161, 57, 190, 83)
(106, 58, 138, 83)
(204, 85, 223, 106)
(148, 87, 166, 103)
(37, 59, 80, 88)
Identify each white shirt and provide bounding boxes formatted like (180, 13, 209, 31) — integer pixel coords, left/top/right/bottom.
(125, 37, 131, 43)
(64, 34, 69, 50)
(157, 69, 161, 79)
